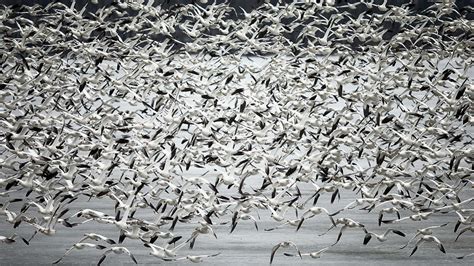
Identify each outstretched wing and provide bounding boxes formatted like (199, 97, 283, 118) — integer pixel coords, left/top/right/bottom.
(98, 249, 113, 266)
(129, 253, 138, 264)
(52, 246, 74, 264)
(270, 244, 281, 264)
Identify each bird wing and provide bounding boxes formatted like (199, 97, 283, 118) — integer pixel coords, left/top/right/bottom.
(317, 247, 329, 254)
(400, 231, 419, 249)
(270, 243, 281, 264)
(410, 237, 425, 257)
(296, 217, 304, 231)
(455, 226, 471, 241)
(431, 236, 445, 253)
(288, 242, 302, 258)
(129, 252, 138, 264)
(172, 239, 189, 252)
(333, 225, 348, 245)
(103, 235, 116, 245)
(363, 233, 372, 245)
(247, 215, 259, 230)
(409, 245, 418, 257)
(230, 211, 238, 233)
(97, 253, 108, 266)
(438, 242, 446, 253)
(390, 229, 406, 237)
(163, 257, 186, 261)
(47, 204, 62, 229)
(426, 223, 449, 229)
(52, 246, 75, 264)
(457, 252, 474, 259)
(166, 235, 182, 246)
(77, 235, 88, 243)
(205, 252, 221, 258)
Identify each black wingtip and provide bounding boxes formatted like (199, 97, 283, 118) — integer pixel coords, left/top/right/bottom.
(363, 234, 371, 245)
(230, 222, 237, 233)
(454, 221, 460, 233)
(440, 244, 446, 254)
(97, 255, 106, 266)
(130, 254, 138, 264)
(168, 236, 182, 245)
(119, 232, 126, 244)
(296, 218, 304, 232)
(21, 237, 29, 245)
(393, 230, 406, 237)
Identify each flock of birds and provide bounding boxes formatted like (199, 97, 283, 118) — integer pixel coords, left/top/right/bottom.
(0, 0, 473, 264)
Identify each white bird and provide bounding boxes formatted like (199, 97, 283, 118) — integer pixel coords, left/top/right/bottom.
(298, 206, 338, 230)
(143, 236, 187, 259)
(363, 228, 406, 245)
(24, 195, 56, 215)
(265, 218, 302, 232)
(188, 224, 217, 249)
(230, 211, 259, 233)
(78, 233, 116, 245)
(98, 247, 138, 265)
(163, 252, 221, 263)
(331, 218, 365, 245)
(0, 233, 29, 245)
(53, 243, 107, 264)
(270, 241, 302, 264)
(284, 247, 330, 259)
(400, 223, 449, 249)
(409, 235, 446, 256)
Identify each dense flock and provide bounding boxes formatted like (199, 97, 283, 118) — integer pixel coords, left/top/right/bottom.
(0, 0, 473, 264)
